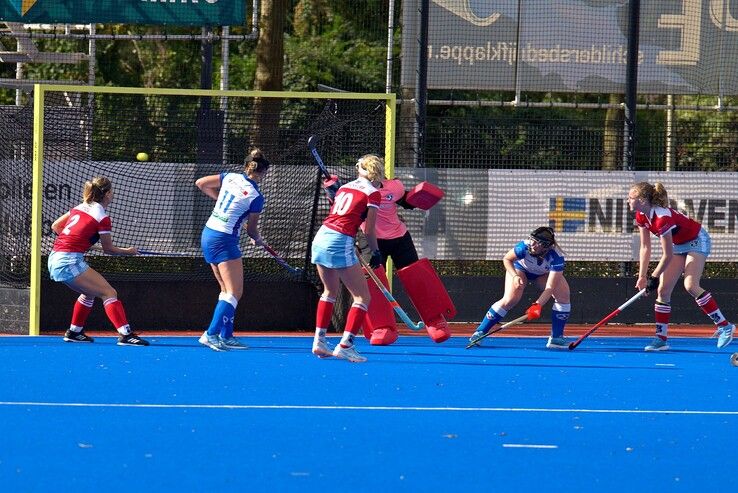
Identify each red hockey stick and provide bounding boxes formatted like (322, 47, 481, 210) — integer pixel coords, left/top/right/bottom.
(568, 288, 647, 350)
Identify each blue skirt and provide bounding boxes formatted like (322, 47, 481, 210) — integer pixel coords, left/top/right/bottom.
(311, 226, 358, 269)
(201, 226, 242, 264)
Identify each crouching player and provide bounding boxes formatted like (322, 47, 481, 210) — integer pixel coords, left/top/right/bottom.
(324, 172, 455, 345)
(469, 227, 571, 349)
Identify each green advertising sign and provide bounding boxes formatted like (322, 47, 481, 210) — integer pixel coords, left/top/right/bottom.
(0, 0, 244, 25)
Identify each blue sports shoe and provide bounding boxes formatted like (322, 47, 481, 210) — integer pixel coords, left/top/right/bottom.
(644, 337, 669, 352)
(546, 336, 568, 349)
(220, 336, 248, 350)
(716, 324, 734, 349)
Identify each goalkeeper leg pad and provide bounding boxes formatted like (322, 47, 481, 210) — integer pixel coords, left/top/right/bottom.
(397, 258, 456, 343)
(362, 265, 399, 346)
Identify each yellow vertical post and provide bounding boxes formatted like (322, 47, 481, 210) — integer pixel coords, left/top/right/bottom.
(383, 94, 397, 290)
(29, 84, 45, 336)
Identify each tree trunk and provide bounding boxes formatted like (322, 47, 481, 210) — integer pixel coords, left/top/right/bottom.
(252, 0, 287, 152)
(602, 93, 624, 170)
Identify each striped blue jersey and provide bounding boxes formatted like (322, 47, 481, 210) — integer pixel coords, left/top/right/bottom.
(205, 173, 264, 236)
(513, 240, 565, 276)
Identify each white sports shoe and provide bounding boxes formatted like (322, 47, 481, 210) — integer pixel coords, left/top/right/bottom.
(312, 339, 333, 358)
(716, 324, 734, 349)
(332, 344, 367, 363)
(199, 332, 227, 352)
(219, 336, 248, 350)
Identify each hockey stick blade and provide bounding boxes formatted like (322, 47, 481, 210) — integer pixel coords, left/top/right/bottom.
(262, 244, 302, 276)
(466, 314, 529, 349)
(357, 254, 425, 331)
(568, 288, 647, 350)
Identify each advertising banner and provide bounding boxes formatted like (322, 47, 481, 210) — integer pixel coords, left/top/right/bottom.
(0, 0, 244, 25)
(485, 170, 738, 262)
(401, 0, 738, 95)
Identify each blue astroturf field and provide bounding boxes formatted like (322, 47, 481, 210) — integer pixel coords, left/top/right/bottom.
(0, 334, 736, 492)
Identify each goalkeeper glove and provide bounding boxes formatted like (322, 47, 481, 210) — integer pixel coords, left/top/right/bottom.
(323, 175, 342, 204)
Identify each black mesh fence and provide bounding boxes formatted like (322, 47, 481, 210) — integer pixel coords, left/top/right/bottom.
(0, 90, 388, 292)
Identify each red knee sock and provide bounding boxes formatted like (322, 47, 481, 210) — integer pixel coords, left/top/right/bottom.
(654, 301, 671, 339)
(344, 303, 368, 336)
(103, 298, 131, 334)
(695, 291, 728, 326)
(70, 295, 94, 330)
(340, 303, 368, 347)
(315, 296, 336, 332)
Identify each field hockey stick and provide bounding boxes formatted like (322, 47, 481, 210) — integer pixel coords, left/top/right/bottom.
(568, 288, 647, 350)
(307, 135, 333, 181)
(90, 245, 190, 257)
(138, 249, 191, 257)
(465, 314, 529, 349)
(261, 244, 303, 276)
(356, 253, 425, 331)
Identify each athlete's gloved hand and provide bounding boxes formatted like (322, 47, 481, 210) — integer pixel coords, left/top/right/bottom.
(525, 302, 542, 320)
(322, 175, 342, 204)
(646, 276, 659, 294)
(369, 250, 383, 269)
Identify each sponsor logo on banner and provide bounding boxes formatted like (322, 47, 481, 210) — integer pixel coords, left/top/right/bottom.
(9, 0, 38, 16)
(433, 0, 500, 27)
(548, 196, 586, 232)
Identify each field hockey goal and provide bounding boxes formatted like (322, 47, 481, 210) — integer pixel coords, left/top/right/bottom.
(0, 85, 395, 334)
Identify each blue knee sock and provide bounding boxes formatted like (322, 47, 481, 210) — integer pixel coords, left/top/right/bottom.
(207, 293, 238, 337)
(220, 293, 239, 338)
(476, 302, 507, 334)
(551, 303, 571, 338)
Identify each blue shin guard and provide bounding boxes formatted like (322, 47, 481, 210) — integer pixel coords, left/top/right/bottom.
(207, 293, 238, 337)
(551, 303, 571, 338)
(476, 303, 507, 335)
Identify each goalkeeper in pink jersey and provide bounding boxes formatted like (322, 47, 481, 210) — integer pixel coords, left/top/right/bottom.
(323, 167, 455, 346)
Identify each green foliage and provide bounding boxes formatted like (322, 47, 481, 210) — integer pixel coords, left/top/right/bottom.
(284, 33, 385, 92)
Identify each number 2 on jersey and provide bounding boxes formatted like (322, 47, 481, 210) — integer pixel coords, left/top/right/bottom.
(62, 214, 81, 235)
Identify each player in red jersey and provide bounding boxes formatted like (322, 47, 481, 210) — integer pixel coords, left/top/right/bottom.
(310, 154, 383, 362)
(628, 181, 734, 351)
(48, 176, 148, 346)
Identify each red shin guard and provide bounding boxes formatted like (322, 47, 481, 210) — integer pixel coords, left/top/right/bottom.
(344, 304, 368, 335)
(316, 298, 335, 331)
(71, 296, 94, 328)
(103, 298, 129, 331)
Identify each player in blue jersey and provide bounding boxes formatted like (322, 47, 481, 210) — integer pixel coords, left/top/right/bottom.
(469, 227, 572, 348)
(195, 148, 271, 351)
